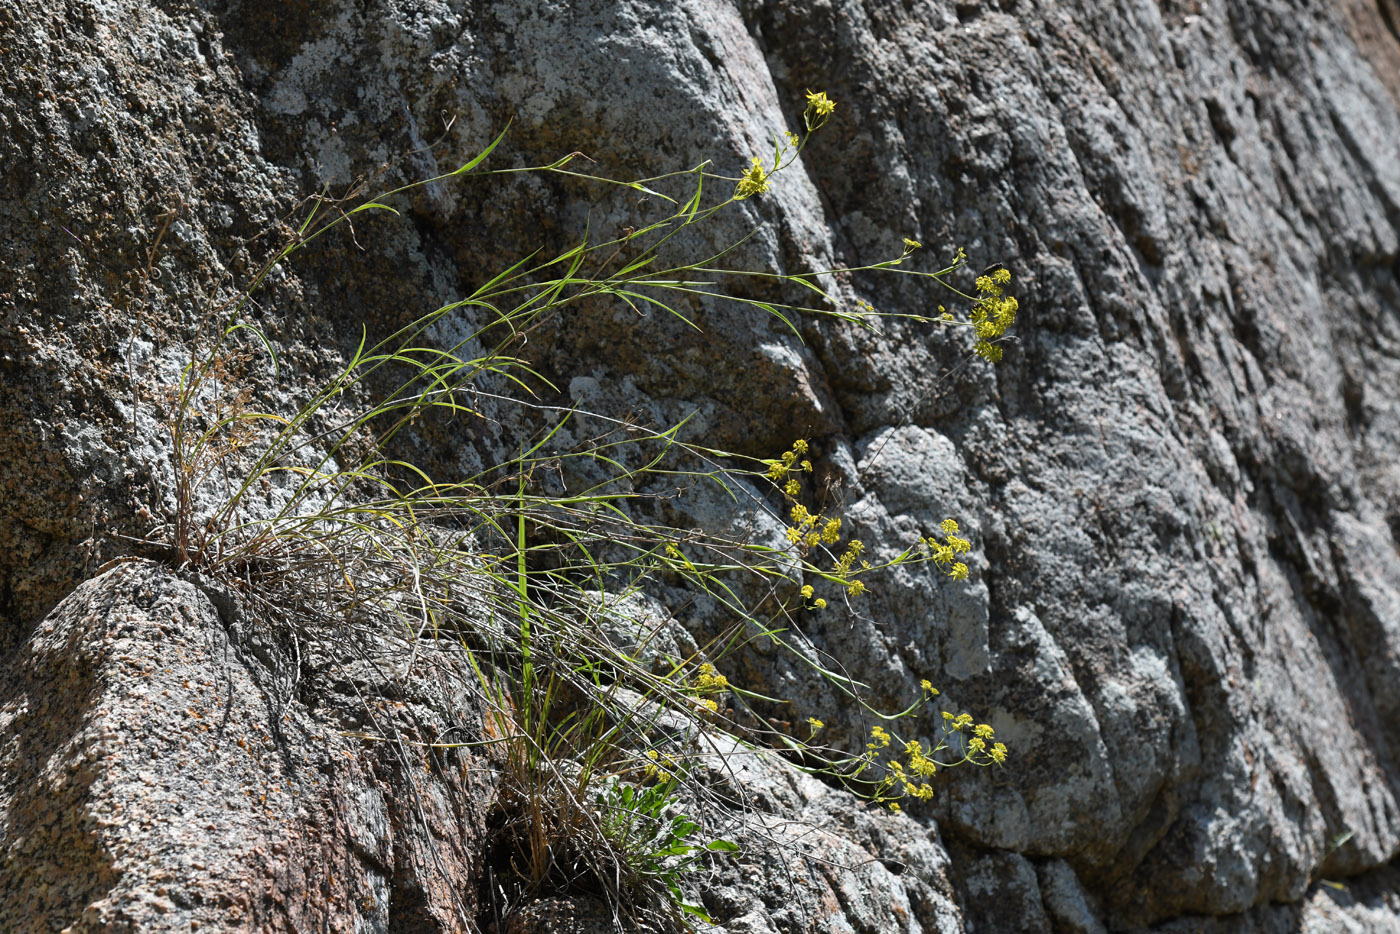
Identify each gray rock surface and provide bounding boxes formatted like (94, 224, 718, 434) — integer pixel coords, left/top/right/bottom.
(0, 560, 496, 932)
(3, 0, 1400, 930)
(0, 561, 961, 934)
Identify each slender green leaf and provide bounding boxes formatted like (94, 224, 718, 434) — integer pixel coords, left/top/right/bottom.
(452, 121, 512, 176)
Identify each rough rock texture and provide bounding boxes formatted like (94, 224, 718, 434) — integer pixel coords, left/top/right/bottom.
(0, 561, 496, 931)
(4, 0, 1400, 931)
(0, 561, 957, 934)
(692, 730, 966, 934)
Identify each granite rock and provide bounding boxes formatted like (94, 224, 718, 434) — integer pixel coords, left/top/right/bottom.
(3, 0, 1400, 929)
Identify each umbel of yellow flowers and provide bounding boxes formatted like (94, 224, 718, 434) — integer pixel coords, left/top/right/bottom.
(733, 90, 838, 200)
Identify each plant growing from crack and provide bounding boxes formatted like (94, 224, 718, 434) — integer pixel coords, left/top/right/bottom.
(150, 88, 1017, 930)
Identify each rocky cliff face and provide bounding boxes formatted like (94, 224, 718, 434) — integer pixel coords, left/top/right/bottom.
(3, 0, 1400, 931)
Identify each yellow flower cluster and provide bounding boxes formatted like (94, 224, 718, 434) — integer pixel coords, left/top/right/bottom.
(799, 583, 828, 609)
(903, 740, 938, 777)
(735, 157, 771, 200)
(866, 725, 936, 810)
(848, 678, 1009, 814)
(664, 540, 696, 573)
(770, 441, 880, 607)
(942, 711, 975, 730)
(690, 662, 728, 716)
(921, 518, 971, 580)
(941, 714, 1006, 763)
(961, 721, 1007, 764)
(786, 504, 820, 548)
(804, 89, 836, 131)
(694, 662, 729, 693)
(644, 748, 683, 783)
(830, 538, 871, 596)
(970, 267, 1018, 363)
(775, 441, 844, 569)
(767, 439, 813, 487)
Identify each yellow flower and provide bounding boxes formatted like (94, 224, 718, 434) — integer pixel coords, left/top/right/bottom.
(813, 598, 827, 609)
(808, 717, 824, 732)
(921, 679, 938, 695)
(973, 723, 995, 739)
(990, 742, 1008, 764)
(949, 562, 969, 581)
(902, 238, 922, 251)
(695, 662, 729, 692)
(792, 439, 809, 455)
(735, 157, 770, 199)
(821, 518, 841, 543)
(994, 297, 1019, 329)
(803, 90, 836, 131)
(644, 749, 680, 782)
(784, 479, 801, 496)
(800, 584, 814, 599)
(940, 518, 959, 534)
(888, 802, 901, 813)
(974, 341, 1003, 363)
(805, 89, 836, 116)
(785, 130, 802, 147)
(846, 579, 866, 597)
(992, 267, 1012, 285)
(791, 504, 811, 525)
